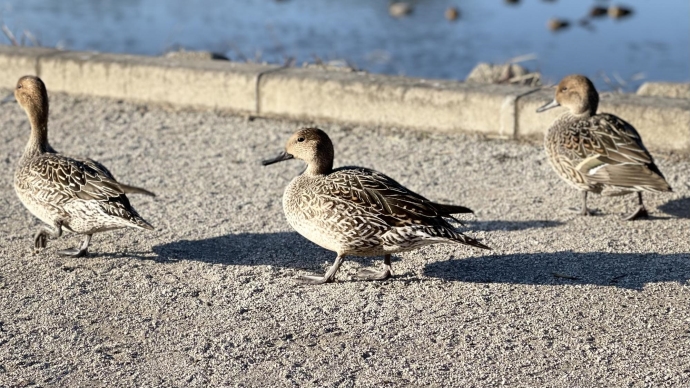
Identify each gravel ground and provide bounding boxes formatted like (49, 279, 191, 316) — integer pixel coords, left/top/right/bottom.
(1, 90, 689, 387)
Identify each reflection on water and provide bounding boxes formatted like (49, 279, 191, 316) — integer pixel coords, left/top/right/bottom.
(0, 0, 687, 89)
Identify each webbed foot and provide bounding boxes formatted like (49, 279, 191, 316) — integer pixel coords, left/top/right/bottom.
(355, 268, 392, 281)
(296, 274, 334, 285)
(58, 234, 92, 257)
(355, 254, 393, 281)
(296, 254, 344, 285)
(33, 222, 63, 250)
(34, 232, 48, 249)
(57, 247, 89, 258)
(567, 207, 593, 216)
(622, 206, 648, 221)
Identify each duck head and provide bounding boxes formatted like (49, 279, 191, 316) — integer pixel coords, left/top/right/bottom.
(14, 76, 50, 127)
(537, 74, 599, 117)
(262, 127, 335, 175)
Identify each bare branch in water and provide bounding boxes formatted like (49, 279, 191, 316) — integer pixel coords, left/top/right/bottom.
(1, 24, 18, 46)
(23, 29, 41, 46)
(508, 53, 538, 64)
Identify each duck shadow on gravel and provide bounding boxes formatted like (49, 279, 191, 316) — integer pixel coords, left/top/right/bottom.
(424, 251, 690, 290)
(151, 232, 382, 270)
(658, 196, 690, 219)
(465, 219, 563, 232)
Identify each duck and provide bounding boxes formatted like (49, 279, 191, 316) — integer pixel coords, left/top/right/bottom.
(536, 74, 671, 220)
(445, 7, 460, 22)
(262, 127, 490, 284)
(608, 5, 633, 19)
(11, 75, 155, 257)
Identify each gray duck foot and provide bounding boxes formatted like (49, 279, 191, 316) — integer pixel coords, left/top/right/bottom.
(297, 254, 344, 285)
(622, 206, 648, 221)
(296, 274, 334, 285)
(34, 232, 48, 249)
(57, 247, 89, 258)
(58, 235, 92, 257)
(567, 207, 593, 216)
(33, 222, 64, 250)
(355, 268, 392, 281)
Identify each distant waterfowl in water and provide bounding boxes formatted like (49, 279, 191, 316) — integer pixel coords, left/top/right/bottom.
(445, 7, 460, 21)
(608, 5, 633, 19)
(548, 18, 570, 32)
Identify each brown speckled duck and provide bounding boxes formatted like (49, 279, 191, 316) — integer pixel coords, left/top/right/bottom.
(537, 74, 671, 220)
(11, 75, 154, 257)
(263, 127, 489, 284)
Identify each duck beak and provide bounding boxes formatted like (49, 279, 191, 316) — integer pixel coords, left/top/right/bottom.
(536, 99, 560, 113)
(262, 151, 294, 166)
(0, 92, 15, 105)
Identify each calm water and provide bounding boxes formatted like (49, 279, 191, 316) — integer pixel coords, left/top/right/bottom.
(1, 0, 688, 90)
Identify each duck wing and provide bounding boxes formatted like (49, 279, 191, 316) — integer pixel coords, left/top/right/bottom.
(326, 167, 472, 227)
(25, 154, 154, 228)
(74, 157, 156, 197)
(563, 114, 670, 191)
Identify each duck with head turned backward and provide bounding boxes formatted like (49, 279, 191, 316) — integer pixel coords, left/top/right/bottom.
(537, 74, 671, 220)
(11, 75, 155, 257)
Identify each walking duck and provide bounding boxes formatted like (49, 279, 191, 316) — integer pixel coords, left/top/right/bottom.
(263, 127, 490, 284)
(537, 74, 671, 220)
(11, 75, 154, 257)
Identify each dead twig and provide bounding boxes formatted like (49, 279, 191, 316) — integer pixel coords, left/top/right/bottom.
(1, 24, 18, 46)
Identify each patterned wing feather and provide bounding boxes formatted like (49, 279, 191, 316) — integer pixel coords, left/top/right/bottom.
(326, 167, 469, 227)
(26, 154, 152, 227)
(558, 114, 669, 191)
(562, 114, 651, 164)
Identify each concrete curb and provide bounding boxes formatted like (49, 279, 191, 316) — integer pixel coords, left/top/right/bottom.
(1, 45, 688, 150)
(638, 82, 690, 99)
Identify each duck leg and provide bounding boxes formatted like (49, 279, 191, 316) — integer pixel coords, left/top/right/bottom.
(568, 191, 592, 216)
(298, 254, 344, 285)
(622, 192, 648, 221)
(34, 221, 63, 249)
(58, 234, 92, 257)
(356, 254, 393, 281)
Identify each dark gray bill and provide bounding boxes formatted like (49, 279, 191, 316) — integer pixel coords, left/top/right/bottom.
(536, 99, 560, 113)
(262, 151, 294, 166)
(0, 93, 15, 105)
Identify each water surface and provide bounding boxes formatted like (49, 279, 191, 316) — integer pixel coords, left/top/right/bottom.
(1, 0, 687, 89)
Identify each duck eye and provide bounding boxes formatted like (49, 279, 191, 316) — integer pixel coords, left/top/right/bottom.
(16, 84, 22, 89)
(561, 87, 568, 92)
(297, 137, 305, 142)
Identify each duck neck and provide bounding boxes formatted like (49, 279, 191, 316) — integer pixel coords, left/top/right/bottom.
(305, 159, 333, 176)
(23, 106, 50, 156)
(569, 110, 594, 120)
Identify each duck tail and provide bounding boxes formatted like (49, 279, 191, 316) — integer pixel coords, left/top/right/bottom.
(453, 233, 491, 250)
(431, 203, 474, 225)
(646, 162, 673, 192)
(131, 215, 155, 230)
(119, 183, 156, 197)
(432, 202, 474, 215)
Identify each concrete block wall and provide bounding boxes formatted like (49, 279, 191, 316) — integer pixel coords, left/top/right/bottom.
(1, 45, 688, 150)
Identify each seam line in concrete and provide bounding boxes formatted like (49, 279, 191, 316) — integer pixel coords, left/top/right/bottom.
(512, 87, 543, 138)
(34, 50, 67, 79)
(254, 65, 289, 114)
(500, 88, 541, 138)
